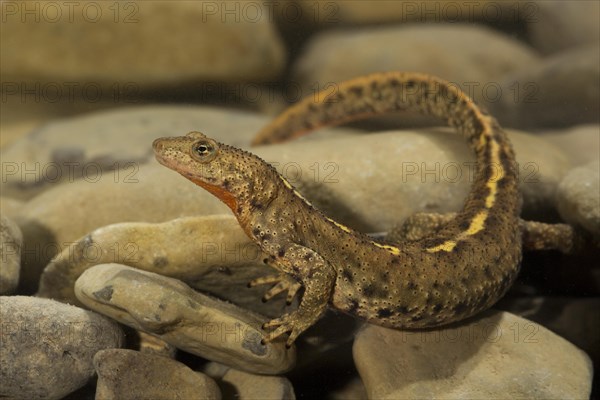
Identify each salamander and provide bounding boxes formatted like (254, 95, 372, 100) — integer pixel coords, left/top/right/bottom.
(153, 72, 524, 346)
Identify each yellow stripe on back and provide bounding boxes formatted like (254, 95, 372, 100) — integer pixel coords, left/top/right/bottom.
(427, 113, 505, 253)
(280, 175, 313, 206)
(325, 216, 402, 255)
(373, 242, 402, 255)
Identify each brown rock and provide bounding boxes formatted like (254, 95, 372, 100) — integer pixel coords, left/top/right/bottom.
(1, 1, 285, 86)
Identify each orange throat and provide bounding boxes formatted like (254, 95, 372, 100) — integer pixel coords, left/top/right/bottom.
(190, 178, 238, 212)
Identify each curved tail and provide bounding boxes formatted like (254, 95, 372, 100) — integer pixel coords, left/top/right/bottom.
(253, 72, 521, 252)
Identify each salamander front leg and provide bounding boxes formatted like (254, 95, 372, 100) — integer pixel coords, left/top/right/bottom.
(248, 273, 302, 304)
(261, 245, 336, 346)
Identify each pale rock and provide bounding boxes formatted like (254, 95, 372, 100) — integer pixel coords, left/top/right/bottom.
(221, 368, 296, 400)
(0, 215, 22, 294)
(557, 161, 600, 236)
(74, 264, 296, 374)
(542, 124, 600, 167)
(94, 349, 221, 400)
(353, 311, 592, 399)
(0, 296, 124, 400)
(0, 120, 43, 149)
(0, 196, 24, 219)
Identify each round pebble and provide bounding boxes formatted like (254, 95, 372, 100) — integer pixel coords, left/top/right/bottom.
(0, 296, 124, 400)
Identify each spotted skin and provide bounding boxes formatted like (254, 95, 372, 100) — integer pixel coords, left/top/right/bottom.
(153, 72, 522, 345)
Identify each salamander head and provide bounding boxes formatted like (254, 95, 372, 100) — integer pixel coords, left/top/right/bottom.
(152, 131, 279, 213)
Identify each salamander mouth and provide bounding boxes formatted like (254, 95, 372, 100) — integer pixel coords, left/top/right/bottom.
(153, 152, 178, 172)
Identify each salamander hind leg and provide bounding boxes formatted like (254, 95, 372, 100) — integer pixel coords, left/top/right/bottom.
(386, 212, 457, 243)
(261, 244, 336, 346)
(519, 220, 589, 254)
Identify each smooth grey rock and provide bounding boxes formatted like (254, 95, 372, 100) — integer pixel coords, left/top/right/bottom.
(353, 311, 592, 399)
(528, 1, 600, 54)
(543, 124, 600, 167)
(0, 216, 22, 294)
(557, 161, 600, 236)
(0, 296, 124, 400)
(94, 349, 221, 400)
(293, 24, 540, 109)
(74, 264, 296, 374)
(221, 368, 295, 400)
(0, 106, 274, 200)
(494, 45, 600, 128)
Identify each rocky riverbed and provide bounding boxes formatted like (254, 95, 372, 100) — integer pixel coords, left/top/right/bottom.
(1, 1, 598, 399)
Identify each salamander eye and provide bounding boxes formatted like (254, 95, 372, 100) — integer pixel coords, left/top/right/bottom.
(190, 139, 218, 163)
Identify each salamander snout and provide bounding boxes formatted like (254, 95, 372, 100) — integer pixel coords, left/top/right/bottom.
(152, 138, 166, 152)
